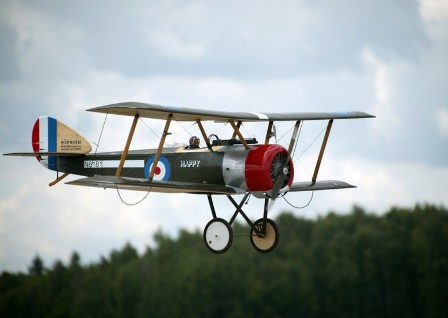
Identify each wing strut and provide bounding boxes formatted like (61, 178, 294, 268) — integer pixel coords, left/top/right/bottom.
(229, 120, 249, 150)
(230, 120, 242, 140)
(116, 114, 139, 176)
(149, 114, 173, 181)
(312, 119, 333, 184)
(196, 120, 213, 151)
(264, 121, 274, 144)
(287, 120, 301, 154)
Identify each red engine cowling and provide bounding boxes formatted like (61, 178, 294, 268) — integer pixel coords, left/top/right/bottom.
(245, 144, 294, 193)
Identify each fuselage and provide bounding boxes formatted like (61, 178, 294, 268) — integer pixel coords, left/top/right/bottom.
(57, 145, 229, 185)
(54, 143, 294, 194)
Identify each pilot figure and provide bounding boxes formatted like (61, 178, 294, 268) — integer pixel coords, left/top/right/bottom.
(185, 136, 200, 149)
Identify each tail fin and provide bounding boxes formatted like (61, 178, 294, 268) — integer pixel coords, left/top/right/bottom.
(32, 116, 92, 170)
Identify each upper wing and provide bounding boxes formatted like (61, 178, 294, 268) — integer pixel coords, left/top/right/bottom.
(289, 180, 356, 192)
(87, 102, 375, 122)
(66, 175, 242, 195)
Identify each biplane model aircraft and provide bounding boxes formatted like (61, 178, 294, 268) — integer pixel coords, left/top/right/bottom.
(5, 102, 374, 253)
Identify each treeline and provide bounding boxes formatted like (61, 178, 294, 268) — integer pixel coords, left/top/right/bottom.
(1, 204, 447, 318)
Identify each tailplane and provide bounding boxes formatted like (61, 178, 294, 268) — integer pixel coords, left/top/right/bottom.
(32, 116, 91, 170)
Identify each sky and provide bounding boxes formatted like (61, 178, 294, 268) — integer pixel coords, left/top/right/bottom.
(1, 0, 447, 272)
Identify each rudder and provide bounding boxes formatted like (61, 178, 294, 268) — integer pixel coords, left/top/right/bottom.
(32, 116, 92, 170)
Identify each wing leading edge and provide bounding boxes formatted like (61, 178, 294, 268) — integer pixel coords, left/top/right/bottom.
(87, 102, 375, 122)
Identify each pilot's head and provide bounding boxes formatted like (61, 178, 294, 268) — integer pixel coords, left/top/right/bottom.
(189, 136, 200, 147)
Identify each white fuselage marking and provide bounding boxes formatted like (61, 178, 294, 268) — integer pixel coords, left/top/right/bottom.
(83, 160, 144, 169)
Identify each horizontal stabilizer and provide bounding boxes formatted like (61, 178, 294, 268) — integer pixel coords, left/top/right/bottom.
(289, 180, 356, 192)
(66, 176, 242, 195)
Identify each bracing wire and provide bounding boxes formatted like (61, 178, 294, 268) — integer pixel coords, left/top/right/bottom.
(292, 124, 327, 179)
(116, 188, 152, 206)
(95, 113, 108, 155)
(164, 121, 196, 148)
(296, 125, 327, 160)
(240, 122, 252, 138)
(138, 117, 160, 139)
(276, 125, 294, 143)
(211, 122, 231, 137)
(282, 191, 314, 209)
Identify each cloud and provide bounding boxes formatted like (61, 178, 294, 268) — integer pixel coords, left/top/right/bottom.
(146, 29, 206, 60)
(1, 0, 447, 272)
(420, 0, 448, 22)
(433, 108, 448, 136)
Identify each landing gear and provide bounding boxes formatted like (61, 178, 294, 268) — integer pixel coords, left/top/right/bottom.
(203, 218, 233, 253)
(250, 218, 279, 253)
(204, 194, 279, 253)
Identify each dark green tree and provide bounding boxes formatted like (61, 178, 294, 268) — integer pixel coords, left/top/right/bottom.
(1, 204, 447, 318)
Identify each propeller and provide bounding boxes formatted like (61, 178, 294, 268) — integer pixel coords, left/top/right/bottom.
(269, 152, 292, 199)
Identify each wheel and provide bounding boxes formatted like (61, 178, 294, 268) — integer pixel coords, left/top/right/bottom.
(250, 218, 279, 253)
(203, 218, 233, 253)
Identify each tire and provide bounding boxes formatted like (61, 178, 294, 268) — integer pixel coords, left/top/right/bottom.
(250, 218, 279, 253)
(203, 218, 233, 253)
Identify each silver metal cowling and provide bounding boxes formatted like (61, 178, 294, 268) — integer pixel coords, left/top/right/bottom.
(221, 146, 250, 190)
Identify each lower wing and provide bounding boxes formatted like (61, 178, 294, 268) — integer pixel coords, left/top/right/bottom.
(66, 176, 242, 195)
(289, 180, 356, 192)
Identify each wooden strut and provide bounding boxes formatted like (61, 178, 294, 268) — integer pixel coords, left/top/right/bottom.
(196, 120, 212, 151)
(229, 120, 249, 150)
(264, 121, 274, 144)
(288, 120, 301, 155)
(231, 121, 242, 140)
(49, 172, 70, 187)
(116, 114, 139, 177)
(312, 119, 333, 184)
(149, 114, 173, 181)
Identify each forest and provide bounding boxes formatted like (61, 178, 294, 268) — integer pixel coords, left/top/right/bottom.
(1, 204, 447, 318)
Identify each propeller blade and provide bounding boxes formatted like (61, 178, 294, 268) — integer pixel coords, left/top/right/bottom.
(270, 152, 291, 199)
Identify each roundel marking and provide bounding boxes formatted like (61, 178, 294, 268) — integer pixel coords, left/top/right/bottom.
(144, 155, 171, 181)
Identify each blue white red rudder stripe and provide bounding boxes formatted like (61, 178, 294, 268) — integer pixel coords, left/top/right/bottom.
(31, 116, 92, 171)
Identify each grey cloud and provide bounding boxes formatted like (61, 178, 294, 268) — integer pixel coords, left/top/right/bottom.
(14, 0, 428, 79)
(0, 20, 20, 82)
(1, 0, 447, 272)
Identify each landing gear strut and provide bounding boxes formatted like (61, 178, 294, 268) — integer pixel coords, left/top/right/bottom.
(203, 194, 279, 253)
